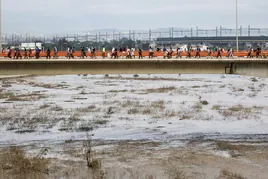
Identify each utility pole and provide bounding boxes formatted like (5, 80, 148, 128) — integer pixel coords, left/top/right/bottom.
(236, 0, 239, 52)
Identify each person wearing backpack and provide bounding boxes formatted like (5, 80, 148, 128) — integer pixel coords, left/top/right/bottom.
(195, 46, 201, 58)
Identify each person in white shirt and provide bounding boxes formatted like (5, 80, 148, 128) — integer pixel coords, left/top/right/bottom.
(131, 48, 135, 59)
(54, 47, 58, 58)
(126, 48, 131, 58)
(111, 47, 115, 59)
(66, 47, 70, 58)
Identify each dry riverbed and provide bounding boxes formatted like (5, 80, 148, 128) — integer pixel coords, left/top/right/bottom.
(0, 74, 268, 179)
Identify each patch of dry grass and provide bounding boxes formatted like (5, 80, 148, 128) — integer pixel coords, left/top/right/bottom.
(128, 108, 140, 114)
(165, 110, 177, 117)
(145, 86, 176, 93)
(29, 82, 69, 89)
(77, 125, 93, 132)
(6, 93, 46, 102)
(165, 166, 189, 179)
(215, 141, 254, 153)
(39, 104, 50, 109)
(108, 89, 128, 93)
(105, 76, 201, 82)
(219, 105, 255, 119)
(77, 105, 99, 113)
(0, 147, 49, 179)
(79, 90, 88, 95)
(93, 119, 109, 125)
(0, 92, 15, 99)
(50, 105, 63, 111)
(151, 100, 165, 109)
(192, 103, 203, 112)
(212, 105, 221, 110)
(143, 108, 152, 115)
(219, 169, 247, 179)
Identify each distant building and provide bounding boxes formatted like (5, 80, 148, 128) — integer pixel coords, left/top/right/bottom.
(20, 42, 42, 50)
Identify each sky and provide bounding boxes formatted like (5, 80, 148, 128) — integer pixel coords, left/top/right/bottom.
(2, 0, 268, 35)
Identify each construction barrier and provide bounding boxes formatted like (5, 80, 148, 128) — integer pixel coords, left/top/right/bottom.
(1, 51, 268, 58)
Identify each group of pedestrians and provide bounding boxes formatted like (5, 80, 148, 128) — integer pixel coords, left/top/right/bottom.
(3, 46, 266, 59)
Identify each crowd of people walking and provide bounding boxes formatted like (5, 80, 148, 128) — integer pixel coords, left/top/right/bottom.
(2, 45, 267, 59)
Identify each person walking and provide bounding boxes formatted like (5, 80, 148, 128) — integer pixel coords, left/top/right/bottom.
(80, 47, 85, 59)
(176, 48, 182, 58)
(186, 46, 191, 58)
(195, 46, 201, 58)
(35, 46, 40, 59)
(28, 48, 32, 59)
(216, 48, 222, 59)
(126, 47, 131, 59)
(168, 47, 173, 59)
(149, 46, 154, 59)
(17, 47, 22, 59)
(247, 47, 253, 58)
(111, 47, 115, 59)
(227, 48, 233, 58)
(92, 47, 96, 59)
(207, 48, 212, 59)
(24, 47, 28, 59)
(53, 47, 58, 58)
(131, 48, 135, 59)
(70, 47, 75, 59)
(7, 47, 12, 59)
(66, 47, 70, 59)
(119, 46, 123, 58)
(102, 46, 106, 59)
(46, 48, 51, 59)
(256, 46, 262, 58)
(138, 48, 143, 59)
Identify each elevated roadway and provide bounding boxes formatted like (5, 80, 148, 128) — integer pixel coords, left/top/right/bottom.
(0, 58, 267, 77)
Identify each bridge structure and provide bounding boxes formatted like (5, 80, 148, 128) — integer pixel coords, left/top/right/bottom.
(156, 36, 268, 44)
(0, 58, 267, 78)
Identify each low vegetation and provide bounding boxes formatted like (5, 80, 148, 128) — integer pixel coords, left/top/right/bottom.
(0, 92, 15, 99)
(215, 141, 253, 152)
(108, 89, 128, 93)
(165, 166, 189, 179)
(145, 86, 176, 93)
(219, 169, 247, 179)
(0, 147, 49, 179)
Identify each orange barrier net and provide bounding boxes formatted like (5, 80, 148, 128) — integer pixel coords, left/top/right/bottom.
(1, 51, 268, 58)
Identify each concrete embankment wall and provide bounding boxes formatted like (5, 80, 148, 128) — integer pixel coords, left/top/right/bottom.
(0, 59, 267, 77)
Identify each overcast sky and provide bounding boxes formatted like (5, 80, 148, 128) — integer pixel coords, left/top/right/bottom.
(2, 0, 268, 35)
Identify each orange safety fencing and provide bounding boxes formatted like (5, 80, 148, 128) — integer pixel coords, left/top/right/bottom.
(1, 51, 268, 58)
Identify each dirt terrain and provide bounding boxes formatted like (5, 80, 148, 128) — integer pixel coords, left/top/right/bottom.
(0, 74, 268, 179)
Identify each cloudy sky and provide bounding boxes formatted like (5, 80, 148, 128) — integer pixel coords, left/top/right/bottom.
(2, 0, 268, 35)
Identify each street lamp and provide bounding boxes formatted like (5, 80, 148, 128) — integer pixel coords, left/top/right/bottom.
(236, 0, 239, 52)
